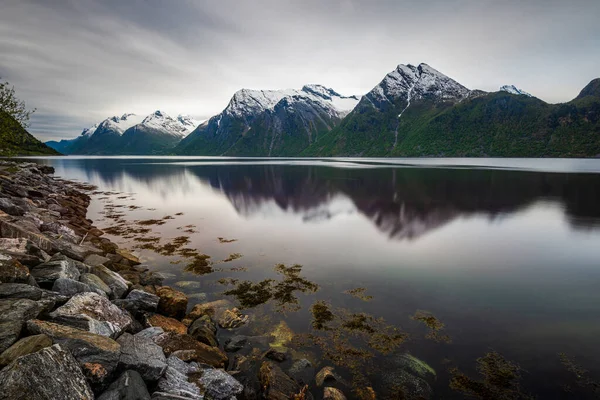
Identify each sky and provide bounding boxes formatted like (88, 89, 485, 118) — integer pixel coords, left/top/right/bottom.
(1, 0, 599, 141)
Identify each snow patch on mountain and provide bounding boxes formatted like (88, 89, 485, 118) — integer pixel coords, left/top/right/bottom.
(136, 110, 200, 137)
(500, 85, 533, 97)
(101, 113, 145, 134)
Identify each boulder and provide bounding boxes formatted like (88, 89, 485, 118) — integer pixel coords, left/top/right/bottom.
(195, 368, 244, 400)
(142, 313, 187, 335)
(0, 334, 52, 367)
(116, 249, 141, 265)
(324, 387, 347, 400)
(0, 197, 24, 216)
(0, 219, 54, 252)
(218, 308, 249, 329)
(156, 287, 188, 319)
(80, 273, 112, 297)
(259, 361, 301, 399)
(0, 298, 47, 353)
(52, 277, 105, 297)
(156, 355, 203, 399)
(0, 257, 30, 283)
(30, 259, 80, 286)
(94, 265, 131, 299)
(51, 237, 104, 262)
(84, 254, 111, 267)
(0, 344, 94, 400)
(114, 289, 159, 316)
(0, 238, 48, 266)
(182, 299, 233, 326)
(40, 222, 77, 239)
(26, 319, 121, 387)
(117, 332, 167, 381)
(153, 332, 227, 368)
(0, 283, 42, 300)
(0, 320, 23, 355)
(40, 288, 70, 305)
(49, 292, 132, 338)
(188, 314, 218, 347)
(97, 370, 151, 400)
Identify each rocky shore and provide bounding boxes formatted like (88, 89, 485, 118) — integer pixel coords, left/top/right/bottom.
(0, 161, 345, 400)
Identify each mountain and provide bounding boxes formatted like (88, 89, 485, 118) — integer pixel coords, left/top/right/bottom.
(304, 64, 600, 157)
(174, 84, 359, 156)
(499, 85, 533, 97)
(0, 111, 60, 156)
(46, 111, 200, 155)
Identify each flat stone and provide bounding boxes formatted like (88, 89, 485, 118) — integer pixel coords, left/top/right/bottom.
(49, 292, 133, 338)
(188, 314, 218, 347)
(0, 238, 48, 266)
(117, 332, 167, 381)
(0, 257, 30, 283)
(156, 287, 188, 319)
(80, 272, 112, 297)
(26, 319, 121, 387)
(0, 283, 42, 300)
(84, 253, 111, 267)
(94, 265, 131, 299)
(142, 313, 187, 335)
(324, 387, 347, 400)
(182, 299, 233, 326)
(155, 355, 203, 399)
(0, 334, 52, 368)
(0, 344, 94, 400)
(30, 259, 80, 286)
(195, 368, 244, 400)
(116, 249, 141, 265)
(153, 332, 228, 368)
(97, 370, 151, 400)
(259, 361, 301, 399)
(52, 277, 105, 297)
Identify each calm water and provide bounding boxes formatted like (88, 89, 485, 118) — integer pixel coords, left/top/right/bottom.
(23, 157, 600, 399)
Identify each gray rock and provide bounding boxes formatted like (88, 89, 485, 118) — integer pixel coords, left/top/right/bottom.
(259, 361, 301, 399)
(80, 273, 112, 296)
(0, 334, 53, 368)
(0, 320, 22, 355)
(0, 197, 24, 216)
(224, 335, 248, 352)
(49, 292, 133, 338)
(117, 332, 167, 381)
(0, 238, 48, 266)
(188, 314, 218, 347)
(26, 319, 121, 387)
(136, 327, 165, 340)
(0, 219, 54, 252)
(197, 368, 244, 400)
(151, 393, 196, 400)
(51, 237, 104, 262)
(288, 358, 315, 386)
(50, 253, 93, 274)
(114, 289, 159, 316)
(0, 283, 42, 300)
(156, 355, 203, 399)
(0, 344, 94, 400)
(52, 277, 105, 297)
(0, 256, 31, 283)
(97, 370, 151, 400)
(0, 298, 47, 353)
(40, 288, 71, 305)
(30, 259, 80, 286)
(94, 265, 131, 299)
(40, 221, 77, 238)
(84, 254, 111, 267)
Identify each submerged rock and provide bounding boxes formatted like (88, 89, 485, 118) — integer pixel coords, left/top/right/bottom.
(153, 332, 227, 368)
(224, 335, 248, 352)
(259, 361, 301, 399)
(316, 366, 342, 387)
(97, 370, 151, 400)
(188, 314, 218, 347)
(182, 299, 232, 326)
(49, 292, 132, 338)
(288, 359, 315, 386)
(324, 387, 347, 400)
(156, 287, 188, 319)
(0, 334, 52, 368)
(0, 344, 94, 400)
(218, 307, 249, 329)
(117, 332, 167, 381)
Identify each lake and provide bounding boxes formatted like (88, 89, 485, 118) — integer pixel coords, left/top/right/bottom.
(22, 156, 600, 399)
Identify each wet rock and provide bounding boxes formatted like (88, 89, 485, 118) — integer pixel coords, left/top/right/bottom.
(264, 348, 287, 362)
(0, 283, 42, 300)
(0, 197, 24, 216)
(0, 238, 48, 266)
(26, 319, 121, 387)
(379, 369, 432, 399)
(0, 344, 94, 400)
(94, 265, 131, 299)
(142, 313, 187, 335)
(117, 332, 167, 381)
(182, 299, 232, 326)
(218, 308, 249, 329)
(324, 387, 347, 400)
(188, 314, 218, 347)
(52, 277, 105, 297)
(84, 253, 111, 267)
(80, 273, 112, 297)
(156, 287, 188, 319)
(156, 355, 203, 399)
(49, 292, 132, 338)
(259, 361, 301, 399)
(316, 366, 342, 387)
(288, 359, 315, 386)
(153, 332, 227, 368)
(391, 353, 436, 380)
(0, 334, 52, 368)
(140, 271, 164, 286)
(117, 249, 141, 265)
(30, 259, 80, 286)
(117, 289, 159, 314)
(97, 370, 151, 400)
(224, 335, 248, 352)
(231, 354, 262, 400)
(196, 368, 244, 400)
(0, 257, 30, 283)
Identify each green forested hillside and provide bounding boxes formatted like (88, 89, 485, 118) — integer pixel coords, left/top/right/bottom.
(0, 111, 60, 156)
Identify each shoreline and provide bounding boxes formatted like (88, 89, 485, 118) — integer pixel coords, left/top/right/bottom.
(0, 160, 328, 399)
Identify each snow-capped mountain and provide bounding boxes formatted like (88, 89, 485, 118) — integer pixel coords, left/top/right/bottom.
(175, 85, 360, 156)
(499, 85, 533, 97)
(132, 111, 200, 138)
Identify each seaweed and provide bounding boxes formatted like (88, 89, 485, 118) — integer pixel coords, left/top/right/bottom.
(411, 310, 451, 343)
(310, 301, 335, 330)
(344, 287, 373, 301)
(223, 253, 243, 262)
(218, 237, 238, 243)
(183, 254, 213, 275)
(136, 219, 166, 226)
(559, 353, 600, 395)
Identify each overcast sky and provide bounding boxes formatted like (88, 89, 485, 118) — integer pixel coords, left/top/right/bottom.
(1, 0, 599, 141)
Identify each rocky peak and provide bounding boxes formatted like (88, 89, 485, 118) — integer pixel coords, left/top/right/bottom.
(575, 78, 600, 100)
(500, 85, 533, 97)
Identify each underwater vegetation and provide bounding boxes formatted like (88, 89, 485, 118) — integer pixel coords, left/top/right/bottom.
(222, 253, 243, 262)
(344, 287, 373, 301)
(218, 237, 238, 243)
(559, 353, 600, 395)
(411, 310, 451, 343)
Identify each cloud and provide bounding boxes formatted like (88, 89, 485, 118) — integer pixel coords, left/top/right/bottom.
(1, 0, 599, 141)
